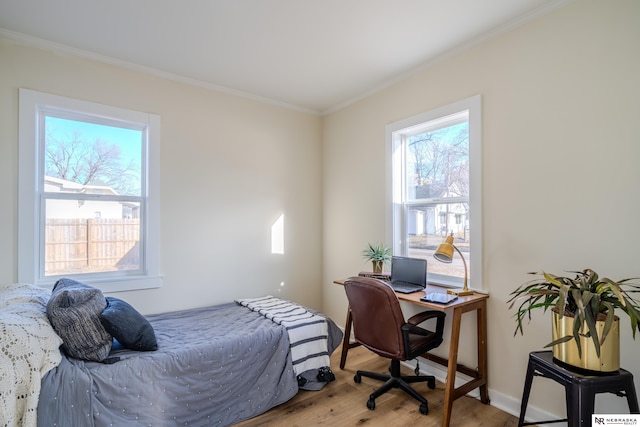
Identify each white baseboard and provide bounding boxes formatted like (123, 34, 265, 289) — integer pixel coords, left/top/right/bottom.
(401, 357, 566, 426)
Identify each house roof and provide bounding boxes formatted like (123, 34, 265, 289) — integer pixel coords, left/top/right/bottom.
(45, 176, 119, 196)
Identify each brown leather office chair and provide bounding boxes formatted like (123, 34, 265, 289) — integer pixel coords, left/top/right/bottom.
(343, 276, 445, 415)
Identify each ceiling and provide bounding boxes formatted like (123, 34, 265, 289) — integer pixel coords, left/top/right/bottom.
(0, 0, 569, 114)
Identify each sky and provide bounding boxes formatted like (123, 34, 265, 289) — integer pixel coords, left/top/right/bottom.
(45, 115, 143, 166)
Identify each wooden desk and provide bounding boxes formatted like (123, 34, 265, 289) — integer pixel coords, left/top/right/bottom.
(334, 279, 490, 427)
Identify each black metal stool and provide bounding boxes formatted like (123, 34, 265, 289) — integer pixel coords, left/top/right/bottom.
(518, 351, 639, 427)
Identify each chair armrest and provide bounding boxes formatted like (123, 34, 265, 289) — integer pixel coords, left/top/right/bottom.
(404, 310, 446, 342)
(407, 310, 445, 326)
(402, 323, 430, 336)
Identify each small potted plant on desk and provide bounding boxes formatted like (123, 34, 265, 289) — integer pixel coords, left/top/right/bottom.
(361, 243, 392, 275)
(508, 268, 640, 373)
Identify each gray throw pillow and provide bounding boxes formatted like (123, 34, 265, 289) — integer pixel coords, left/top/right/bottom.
(46, 278, 112, 361)
(100, 297, 157, 351)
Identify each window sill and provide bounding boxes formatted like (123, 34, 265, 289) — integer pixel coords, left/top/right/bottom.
(428, 276, 487, 295)
(38, 275, 163, 293)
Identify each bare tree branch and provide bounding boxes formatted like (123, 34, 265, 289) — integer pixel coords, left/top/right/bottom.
(44, 126, 140, 196)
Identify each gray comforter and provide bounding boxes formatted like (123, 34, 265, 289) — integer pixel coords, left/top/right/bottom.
(38, 302, 342, 426)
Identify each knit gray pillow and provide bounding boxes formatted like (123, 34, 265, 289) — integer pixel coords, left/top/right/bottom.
(46, 278, 112, 361)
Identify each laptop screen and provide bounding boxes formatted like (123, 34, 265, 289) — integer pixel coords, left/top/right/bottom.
(390, 256, 427, 286)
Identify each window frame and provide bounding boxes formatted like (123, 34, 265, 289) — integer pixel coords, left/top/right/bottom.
(386, 95, 482, 290)
(18, 88, 162, 292)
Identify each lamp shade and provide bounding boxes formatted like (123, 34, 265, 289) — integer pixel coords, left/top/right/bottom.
(433, 235, 455, 263)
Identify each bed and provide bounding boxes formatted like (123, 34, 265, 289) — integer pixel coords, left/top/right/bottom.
(0, 282, 342, 427)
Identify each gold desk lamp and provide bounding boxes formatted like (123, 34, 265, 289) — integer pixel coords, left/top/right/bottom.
(433, 235, 473, 296)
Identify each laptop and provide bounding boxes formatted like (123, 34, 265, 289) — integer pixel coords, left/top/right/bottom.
(388, 256, 427, 294)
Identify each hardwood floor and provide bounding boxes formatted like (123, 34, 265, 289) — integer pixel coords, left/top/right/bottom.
(234, 345, 520, 426)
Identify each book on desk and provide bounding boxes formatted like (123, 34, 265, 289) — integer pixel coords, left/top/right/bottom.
(358, 271, 391, 280)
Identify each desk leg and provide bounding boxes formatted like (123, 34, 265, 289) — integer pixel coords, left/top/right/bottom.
(477, 300, 490, 404)
(340, 306, 353, 369)
(442, 306, 462, 427)
(441, 300, 490, 427)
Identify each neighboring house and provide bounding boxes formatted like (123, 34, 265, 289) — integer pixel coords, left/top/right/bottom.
(44, 176, 139, 219)
(407, 204, 468, 241)
(407, 183, 469, 242)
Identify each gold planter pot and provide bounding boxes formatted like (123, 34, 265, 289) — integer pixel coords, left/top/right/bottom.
(552, 311, 620, 373)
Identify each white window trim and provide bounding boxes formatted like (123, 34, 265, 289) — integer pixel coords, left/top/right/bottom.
(18, 88, 162, 292)
(385, 94, 482, 291)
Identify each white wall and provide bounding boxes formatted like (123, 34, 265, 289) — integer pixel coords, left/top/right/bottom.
(0, 37, 324, 314)
(323, 0, 640, 420)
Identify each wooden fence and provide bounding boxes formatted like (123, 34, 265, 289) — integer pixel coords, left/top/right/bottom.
(45, 218, 140, 275)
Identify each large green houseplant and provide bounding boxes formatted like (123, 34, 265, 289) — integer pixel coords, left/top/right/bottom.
(361, 243, 392, 274)
(508, 269, 640, 368)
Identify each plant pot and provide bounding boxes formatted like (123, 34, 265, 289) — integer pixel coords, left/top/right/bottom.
(372, 261, 382, 274)
(551, 310, 620, 373)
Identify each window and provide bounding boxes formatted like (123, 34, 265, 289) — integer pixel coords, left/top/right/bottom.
(19, 89, 162, 292)
(387, 95, 481, 289)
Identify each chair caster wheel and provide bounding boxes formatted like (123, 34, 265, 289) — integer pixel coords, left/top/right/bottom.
(420, 403, 429, 415)
(354, 374, 361, 383)
(367, 399, 376, 410)
(428, 378, 436, 389)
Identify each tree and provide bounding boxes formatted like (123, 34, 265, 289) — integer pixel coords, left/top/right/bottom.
(407, 123, 469, 199)
(407, 123, 469, 238)
(45, 127, 140, 196)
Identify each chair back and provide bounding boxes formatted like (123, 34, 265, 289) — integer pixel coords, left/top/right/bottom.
(344, 277, 407, 360)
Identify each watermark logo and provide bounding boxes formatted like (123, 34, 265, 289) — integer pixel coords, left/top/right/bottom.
(593, 415, 640, 425)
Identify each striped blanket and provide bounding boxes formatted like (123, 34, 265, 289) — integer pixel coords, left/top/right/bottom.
(235, 296, 330, 376)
